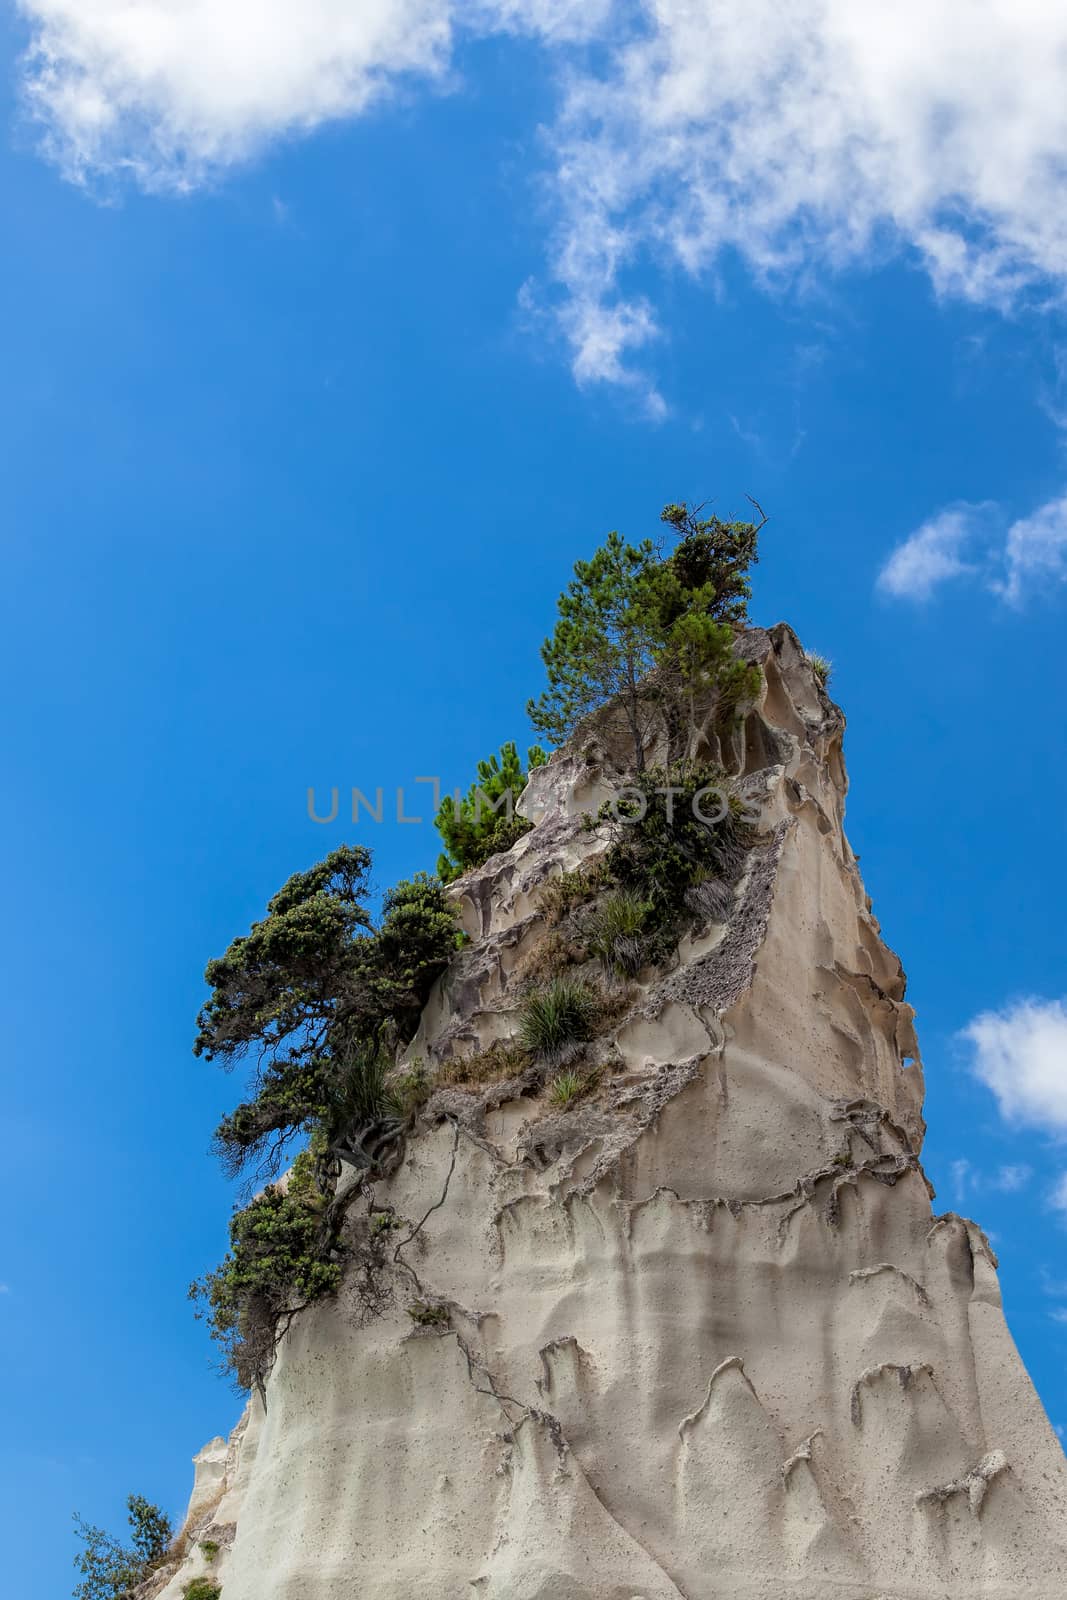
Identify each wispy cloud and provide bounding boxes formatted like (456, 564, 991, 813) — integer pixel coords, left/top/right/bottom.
(995, 495, 1067, 606)
(876, 506, 983, 602)
(878, 494, 1067, 606)
(15, 3, 1067, 402)
(993, 1164, 1034, 1193)
(951, 1157, 973, 1203)
(948, 1160, 1034, 1203)
(1050, 1173, 1067, 1219)
(961, 998, 1067, 1136)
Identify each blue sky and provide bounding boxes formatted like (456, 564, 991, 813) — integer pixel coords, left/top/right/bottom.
(2, 6, 1067, 1597)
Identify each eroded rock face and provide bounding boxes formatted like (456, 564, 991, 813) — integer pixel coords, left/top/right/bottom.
(153, 624, 1067, 1600)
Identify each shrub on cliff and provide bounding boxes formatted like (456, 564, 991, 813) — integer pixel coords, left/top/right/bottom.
(591, 765, 756, 965)
(190, 1151, 342, 1392)
(527, 501, 763, 771)
(435, 741, 548, 881)
(73, 1494, 173, 1600)
(198, 849, 460, 1181)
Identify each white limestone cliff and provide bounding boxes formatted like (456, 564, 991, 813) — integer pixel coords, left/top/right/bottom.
(150, 624, 1067, 1600)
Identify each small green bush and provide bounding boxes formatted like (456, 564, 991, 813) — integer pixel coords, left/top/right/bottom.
(190, 1151, 341, 1390)
(518, 979, 598, 1065)
(591, 765, 754, 965)
(805, 651, 832, 687)
(584, 890, 652, 977)
(548, 1069, 589, 1109)
(199, 1541, 220, 1562)
(184, 1582, 222, 1600)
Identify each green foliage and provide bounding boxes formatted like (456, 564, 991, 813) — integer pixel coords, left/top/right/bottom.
(547, 1069, 590, 1109)
(364, 874, 464, 1043)
(184, 1583, 222, 1600)
(584, 890, 653, 977)
(389, 1058, 432, 1118)
(659, 500, 762, 625)
(73, 1495, 173, 1600)
(518, 979, 599, 1065)
(200, 850, 460, 1182)
(317, 1046, 397, 1155)
(537, 866, 601, 926)
(194, 845, 374, 1071)
(198, 1541, 220, 1563)
(190, 1150, 342, 1391)
(527, 503, 763, 770)
(435, 741, 548, 882)
(593, 766, 754, 965)
(805, 651, 833, 687)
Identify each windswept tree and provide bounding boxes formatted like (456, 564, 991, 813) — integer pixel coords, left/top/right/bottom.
(527, 501, 764, 770)
(196, 847, 459, 1182)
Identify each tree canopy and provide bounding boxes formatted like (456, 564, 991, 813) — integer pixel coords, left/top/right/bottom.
(197, 847, 459, 1181)
(527, 501, 764, 769)
(73, 1495, 172, 1600)
(435, 741, 547, 881)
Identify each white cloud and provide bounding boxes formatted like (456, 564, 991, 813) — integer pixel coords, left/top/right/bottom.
(1050, 1173, 1067, 1216)
(996, 494, 1067, 607)
(876, 506, 982, 601)
(15, 3, 1067, 395)
(992, 1164, 1033, 1192)
(1051, 1308, 1067, 1325)
(962, 998, 1067, 1135)
(16, 1, 459, 187)
(879, 491, 1067, 606)
(13, 0, 613, 192)
(950, 1158, 973, 1203)
(538, 1, 1067, 391)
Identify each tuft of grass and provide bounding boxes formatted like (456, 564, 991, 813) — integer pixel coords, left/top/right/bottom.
(585, 890, 652, 977)
(184, 1582, 222, 1600)
(548, 1069, 591, 1109)
(439, 1039, 530, 1089)
(390, 1058, 431, 1118)
(199, 1541, 220, 1563)
(518, 979, 599, 1065)
(407, 1300, 450, 1327)
(805, 651, 833, 687)
(684, 867, 735, 925)
(537, 866, 600, 926)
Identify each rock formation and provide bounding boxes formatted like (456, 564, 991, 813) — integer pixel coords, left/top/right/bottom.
(151, 624, 1067, 1600)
